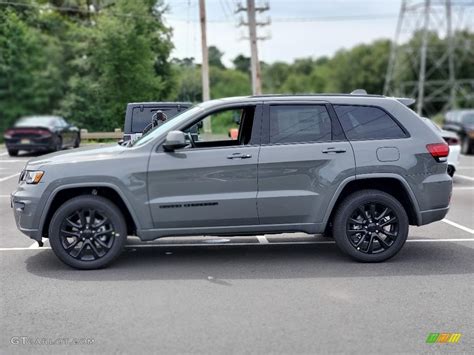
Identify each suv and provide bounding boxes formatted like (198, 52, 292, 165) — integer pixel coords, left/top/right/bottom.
(442, 109, 474, 154)
(122, 102, 192, 143)
(11, 94, 452, 269)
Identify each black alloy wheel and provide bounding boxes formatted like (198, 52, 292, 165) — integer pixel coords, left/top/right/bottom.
(49, 195, 127, 269)
(59, 208, 116, 261)
(332, 189, 409, 262)
(346, 202, 399, 254)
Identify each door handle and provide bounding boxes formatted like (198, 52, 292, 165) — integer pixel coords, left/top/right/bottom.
(227, 153, 252, 159)
(322, 147, 346, 154)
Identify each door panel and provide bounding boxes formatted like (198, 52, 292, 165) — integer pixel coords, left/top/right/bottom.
(147, 146, 259, 229)
(257, 142, 355, 225)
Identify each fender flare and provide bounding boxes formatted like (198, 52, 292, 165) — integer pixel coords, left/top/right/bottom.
(322, 173, 422, 226)
(39, 182, 141, 236)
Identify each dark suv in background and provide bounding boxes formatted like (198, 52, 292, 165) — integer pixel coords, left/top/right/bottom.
(11, 93, 452, 269)
(122, 102, 192, 143)
(442, 109, 474, 154)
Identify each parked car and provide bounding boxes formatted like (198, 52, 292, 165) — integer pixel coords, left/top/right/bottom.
(4, 115, 80, 156)
(441, 130, 460, 177)
(423, 118, 460, 177)
(442, 109, 474, 154)
(11, 93, 452, 269)
(122, 102, 192, 143)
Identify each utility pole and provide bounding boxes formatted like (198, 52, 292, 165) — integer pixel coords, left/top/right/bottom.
(416, 0, 430, 115)
(199, 0, 211, 133)
(384, 0, 474, 114)
(236, 1, 270, 95)
(247, 0, 262, 95)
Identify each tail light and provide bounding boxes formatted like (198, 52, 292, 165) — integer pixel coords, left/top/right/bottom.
(37, 129, 52, 137)
(426, 143, 449, 162)
(443, 137, 459, 146)
(3, 129, 14, 139)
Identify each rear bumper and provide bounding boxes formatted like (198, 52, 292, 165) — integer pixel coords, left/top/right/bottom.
(419, 206, 450, 226)
(5, 138, 55, 151)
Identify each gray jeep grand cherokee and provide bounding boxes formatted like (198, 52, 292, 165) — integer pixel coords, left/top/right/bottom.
(11, 94, 452, 269)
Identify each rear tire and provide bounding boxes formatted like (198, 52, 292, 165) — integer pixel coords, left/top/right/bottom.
(7, 149, 18, 157)
(48, 195, 127, 269)
(53, 136, 62, 152)
(332, 189, 409, 262)
(447, 165, 455, 177)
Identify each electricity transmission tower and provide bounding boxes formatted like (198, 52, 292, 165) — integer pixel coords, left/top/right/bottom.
(384, 0, 474, 114)
(236, 1, 271, 95)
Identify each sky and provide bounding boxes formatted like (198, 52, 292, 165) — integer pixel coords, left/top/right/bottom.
(163, 0, 403, 66)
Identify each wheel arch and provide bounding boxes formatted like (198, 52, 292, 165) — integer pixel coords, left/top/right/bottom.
(324, 174, 421, 229)
(40, 184, 138, 238)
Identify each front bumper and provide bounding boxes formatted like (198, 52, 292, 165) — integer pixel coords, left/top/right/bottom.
(11, 184, 45, 241)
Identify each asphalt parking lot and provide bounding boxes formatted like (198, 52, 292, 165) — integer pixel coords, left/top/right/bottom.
(1, 146, 473, 353)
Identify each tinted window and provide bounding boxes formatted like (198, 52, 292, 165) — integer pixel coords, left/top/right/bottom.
(269, 105, 331, 144)
(131, 107, 185, 132)
(334, 105, 406, 140)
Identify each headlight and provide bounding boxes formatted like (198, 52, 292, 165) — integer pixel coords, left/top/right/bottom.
(21, 170, 44, 184)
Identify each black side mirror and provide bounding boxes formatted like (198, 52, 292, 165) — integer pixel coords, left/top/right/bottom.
(163, 131, 187, 151)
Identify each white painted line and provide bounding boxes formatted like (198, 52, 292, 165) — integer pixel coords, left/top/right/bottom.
(457, 167, 474, 170)
(453, 186, 474, 190)
(455, 174, 474, 182)
(0, 160, 27, 163)
(0, 195, 11, 198)
(0, 173, 19, 182)
(442, 219, 474, 234)
(28, 238, 47, 249)
(0, 152, 8, 156)
(256, 235, 269, 244)
(1, 238, 474, 251)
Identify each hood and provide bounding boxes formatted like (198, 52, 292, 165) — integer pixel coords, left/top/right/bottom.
(27, 144, 126, 168)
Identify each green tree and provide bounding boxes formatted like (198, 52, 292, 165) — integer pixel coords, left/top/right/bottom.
(58, 0, 174, 130)
(0, 9, 63, 134)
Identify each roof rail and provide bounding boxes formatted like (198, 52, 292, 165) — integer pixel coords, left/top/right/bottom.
(350, 89, 367, 95)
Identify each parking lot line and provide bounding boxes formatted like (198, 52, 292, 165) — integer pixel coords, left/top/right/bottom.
(0, 152, 8, 156)
(0, 160, 27, 163)
(453, 186, 474, 190)
(442, 219, 474, 234)
(456, 174, 474, 182)
(256, 235, 269, 244)
(0, 173, 19, 182)
(1, 238, 474, 252)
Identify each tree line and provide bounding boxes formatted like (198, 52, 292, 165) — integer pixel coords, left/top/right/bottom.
(1, 0, 473, 136)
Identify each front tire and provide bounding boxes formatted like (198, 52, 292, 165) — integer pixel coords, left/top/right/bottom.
(332, 190, 409, 262)
(49, 195, 127, 269)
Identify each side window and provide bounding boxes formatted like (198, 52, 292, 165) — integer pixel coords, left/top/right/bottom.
(131, 107, 180, 133)
(269, 105, 331, 144)
(334, 105, 406, 140)
(183, 106, 258, 148)
(56, 118, 67, 127)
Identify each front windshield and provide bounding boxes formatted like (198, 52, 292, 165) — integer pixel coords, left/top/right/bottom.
(131, 105, 203, 147)
(462, 113, 474, 125)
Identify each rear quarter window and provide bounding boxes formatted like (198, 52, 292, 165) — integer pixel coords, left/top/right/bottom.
(334, 105, 406, 140)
